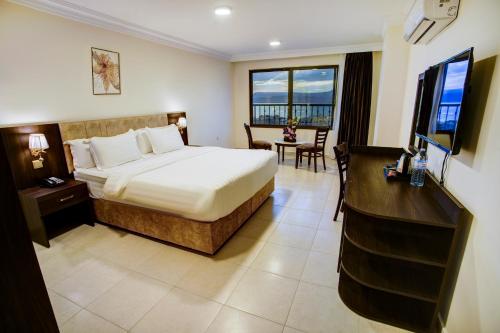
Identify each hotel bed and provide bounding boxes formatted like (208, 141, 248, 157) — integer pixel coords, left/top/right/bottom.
(74, 146, 277, 221)
(60, 114, 277, 254)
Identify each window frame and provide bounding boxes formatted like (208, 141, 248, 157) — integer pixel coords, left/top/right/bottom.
(249, 65, 339, 129)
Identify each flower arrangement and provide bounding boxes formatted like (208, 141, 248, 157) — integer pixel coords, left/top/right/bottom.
(283, 117, 300, 142)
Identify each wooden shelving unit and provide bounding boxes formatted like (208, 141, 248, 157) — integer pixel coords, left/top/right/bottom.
(338, 147, 470, 333)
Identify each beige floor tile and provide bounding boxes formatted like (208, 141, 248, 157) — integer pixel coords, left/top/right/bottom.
(268, 224, 317, 250)
(61, 309, 125, 333)
(131, 288, 222, 333)
(281, 208, 322, 228)
(39, 246, 95, 287)
(318, 210, 342, 231)
(134, 246, 202, 285)
(87, 272, 171, 330)
(37, 155, 355, 333)
(52, 258, 129, 307)
(33, 241, 49, 253)
(312, 228, 341, 254)
(287, 282, 358, 333)
(269, 189, 296, 207)
(251, 243, 309, 279)
(237, 216, 280, 241)
(100, 234, 163, 270)
(206, 306, 283, 333)
(283, 327, 306, 333)
(227, 269, 298, 324)
(253, 200, 287, 222)
(177, 260, 247, 303)
(301, 251, 339, 288)
(209, 235, 265, 267)
(358, 318, 413, 333)
(82, 229, 131, 257)
(47, 290, 81, 327)
(290, 194, 328, 212)
(52, 224, 125, 253)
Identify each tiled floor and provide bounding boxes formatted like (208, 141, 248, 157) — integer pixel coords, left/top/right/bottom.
(35, 154, 409, 333)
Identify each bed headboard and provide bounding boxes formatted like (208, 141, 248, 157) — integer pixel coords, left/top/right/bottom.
(59, 114, 171, 173)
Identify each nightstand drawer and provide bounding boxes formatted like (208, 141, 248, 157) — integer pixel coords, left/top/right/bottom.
(38, 185, 88, 216)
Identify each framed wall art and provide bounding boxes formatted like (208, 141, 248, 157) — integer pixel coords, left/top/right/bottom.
(91, 47, 121, 95)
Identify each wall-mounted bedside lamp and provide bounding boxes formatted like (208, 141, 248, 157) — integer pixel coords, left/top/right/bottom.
(29, 133, 49, 169)
(177, 117, 187, 134)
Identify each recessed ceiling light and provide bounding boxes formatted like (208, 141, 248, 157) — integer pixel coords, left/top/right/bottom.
(214, 6, 231, 16)
(269, 40, 281, 47)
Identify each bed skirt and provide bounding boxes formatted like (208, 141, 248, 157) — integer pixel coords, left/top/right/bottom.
(92, 177, 274, 254)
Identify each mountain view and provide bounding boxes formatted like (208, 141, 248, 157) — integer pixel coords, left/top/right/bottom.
(436, 59, 468, 131)
(252, 91, 333, 104)
(251, 68, 336, 126)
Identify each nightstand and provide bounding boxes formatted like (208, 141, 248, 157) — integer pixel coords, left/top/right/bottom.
(18, 180, 94, 247)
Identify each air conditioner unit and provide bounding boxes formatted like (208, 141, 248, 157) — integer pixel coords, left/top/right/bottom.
(404, 0, 460, 44)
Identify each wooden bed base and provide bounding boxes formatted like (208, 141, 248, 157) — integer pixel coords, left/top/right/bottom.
(92, 178, 274, 254)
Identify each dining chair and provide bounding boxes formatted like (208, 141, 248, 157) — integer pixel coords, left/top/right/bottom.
(244, 123, 272, 150)
(333, 142, 349, 222)
(334, 142, 349, 272)
(295, 127, 329, 172)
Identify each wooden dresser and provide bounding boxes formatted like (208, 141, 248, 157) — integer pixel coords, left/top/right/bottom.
(338, 146, 470, 333)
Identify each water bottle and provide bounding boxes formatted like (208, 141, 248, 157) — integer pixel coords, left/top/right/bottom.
(410, 148, 427, 187)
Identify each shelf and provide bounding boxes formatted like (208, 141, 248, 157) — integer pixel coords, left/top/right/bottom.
(345, 210, 453, 267)
(339, 268, 435, 333)
(341, 239, 444, 302)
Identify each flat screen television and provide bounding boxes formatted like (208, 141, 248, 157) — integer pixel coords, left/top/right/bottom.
(415, 48, 474, 155)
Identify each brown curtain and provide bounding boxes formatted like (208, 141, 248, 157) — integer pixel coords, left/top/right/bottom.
(337, 52, 373, 146)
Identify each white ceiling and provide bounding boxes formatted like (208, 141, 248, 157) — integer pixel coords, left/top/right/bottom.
(15, 0, 413, 61)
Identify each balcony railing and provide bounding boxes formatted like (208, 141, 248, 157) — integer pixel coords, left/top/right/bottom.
(437, 102, 461, 131)
(252, 103, 333, 127)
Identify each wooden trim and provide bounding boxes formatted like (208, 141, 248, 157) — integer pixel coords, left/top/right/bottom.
(93, 178, 275, 254)
(0, 129, 59, 332)
(249, 65, 339, 129)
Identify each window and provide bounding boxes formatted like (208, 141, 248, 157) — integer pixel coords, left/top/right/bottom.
(250, 66, 338, 128)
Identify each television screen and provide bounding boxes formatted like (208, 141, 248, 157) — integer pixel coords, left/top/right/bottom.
(416, 48, 473, 155)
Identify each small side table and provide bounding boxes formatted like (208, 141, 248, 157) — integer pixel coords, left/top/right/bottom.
(274, 139, 307, 163)
(18, 180, 94, 247)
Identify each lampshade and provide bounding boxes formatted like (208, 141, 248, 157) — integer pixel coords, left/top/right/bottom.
(29, 133, 49, 150)
(177, 117, 187, 128)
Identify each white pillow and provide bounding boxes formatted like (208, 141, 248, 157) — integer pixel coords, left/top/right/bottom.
(146, 125, 185, 154)
(89, 129, 142, 169)
(135, 128, 153, 154)
(65, 139, 95, 169)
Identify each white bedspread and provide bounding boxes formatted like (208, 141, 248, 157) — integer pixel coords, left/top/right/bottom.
(76, 146, 277, 221)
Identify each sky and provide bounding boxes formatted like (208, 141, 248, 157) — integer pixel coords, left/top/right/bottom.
(253, 68, 335, 94)
(441, 60, 468, 103)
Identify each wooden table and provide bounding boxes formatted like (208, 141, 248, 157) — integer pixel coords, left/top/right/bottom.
(337, 146, 470, 333)
(274, 139, 307, 163)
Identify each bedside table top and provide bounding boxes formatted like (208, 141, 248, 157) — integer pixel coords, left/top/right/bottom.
(18, 179, 86, 199)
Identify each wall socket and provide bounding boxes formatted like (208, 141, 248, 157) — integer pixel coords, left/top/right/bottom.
(32, 160, 43, 169)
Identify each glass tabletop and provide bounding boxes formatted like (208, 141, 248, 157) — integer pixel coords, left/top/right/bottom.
(274, 139, 307, 146)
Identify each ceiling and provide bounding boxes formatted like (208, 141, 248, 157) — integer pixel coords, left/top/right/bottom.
(15, 0, 413, 61)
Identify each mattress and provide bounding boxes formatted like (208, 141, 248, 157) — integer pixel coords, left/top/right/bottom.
(74, 146, 277, 221)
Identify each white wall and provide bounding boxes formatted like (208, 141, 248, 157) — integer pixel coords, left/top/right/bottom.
(231, 52, 382, 155)
(373, 25, 410, 147)
(0, 1, 232, 147)
(395, 0, 500, 331)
